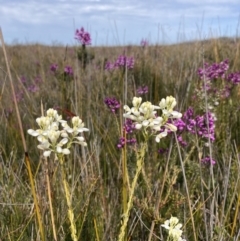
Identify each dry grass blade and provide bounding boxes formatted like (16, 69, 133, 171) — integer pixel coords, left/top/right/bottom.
(0, 28, 45, 241)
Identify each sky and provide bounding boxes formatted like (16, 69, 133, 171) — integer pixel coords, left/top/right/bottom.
(0, 0, 240, 46)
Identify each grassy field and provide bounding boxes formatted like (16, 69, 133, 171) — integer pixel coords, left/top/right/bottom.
(0, 34, 240, 241)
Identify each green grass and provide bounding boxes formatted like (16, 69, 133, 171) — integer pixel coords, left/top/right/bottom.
(0, 37, 240, 241)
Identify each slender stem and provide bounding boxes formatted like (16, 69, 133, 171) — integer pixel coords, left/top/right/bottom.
(45, 158, 57, 241)
(118, 142, 147, 241)
(59, 156, 78, 241)
(25, 153, 45, 241)
(148, 140, 173, 241)
(122, 130, 128, 241)
(174, 132, 197, 241)
(0, 29, 45, 241)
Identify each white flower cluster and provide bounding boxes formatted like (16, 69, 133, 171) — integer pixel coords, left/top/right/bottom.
(123, 96, 182, 142)
(28, 108, 89, 157)
(161, 216, 185, 241)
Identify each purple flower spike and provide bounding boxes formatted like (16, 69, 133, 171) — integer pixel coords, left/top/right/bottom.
(195, 112, 215, 141)
(75, 27, 91, 45)
(124, 119, 136, 133)
(105, 61, 115, 71)
(227, 72, 240, 85)
(140, 39, 149, 47)
(104, 97, 121, 113)
(137, 86, 148, 95)
(174, 118, 186, 131)
(201, 156, 216, 165)
(27, 84, 39, 93)
(50, 63, 58, 73)
(197, 59, 229, 80)
(105, 55, 135, 71)
(21, 76, 27, 84)
(158, 148, 169, 155)
(177, 135, 187, 147)
(64, 66, 74, 76)
(117, 137, 136, 149)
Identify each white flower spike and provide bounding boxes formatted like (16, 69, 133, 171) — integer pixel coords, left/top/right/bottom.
(28, 108, 89, 158)
(123, 96, 182, 142)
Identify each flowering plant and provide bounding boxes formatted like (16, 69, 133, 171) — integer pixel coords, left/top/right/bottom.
(123, 96, 182, 142)
(161, 216, 185, 241)
(75, 27, 91, 45)
(28, 108, 88, 158)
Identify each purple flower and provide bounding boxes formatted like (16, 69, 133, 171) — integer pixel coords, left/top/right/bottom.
(64, 66, 74, 76)
(140, 39, 149, 47)
(195, 112, 215, 141)
(124, 119, 136, 133)
(158, 148, 169, 155)
(173, 118, 186, 132)
(20, 76, 27, 84)
(50, 63, 58, 73)
(104, 97, 121, 113)
(197, 59, 229, 80)
(106, 55, 135, 71)
(75, 27, 91, 45)
(227, 72, 240, 84)
(201, 156, 216, 165)
(105, 61, 115, 71)
(175, 107, 215, 144)
(137, 86, 148, 95)
(14, 91, 24, 102)
(177, 135, 187, 146)
(221, 86, 231, 98)
(35, 76, 42, 84)
(117, 137, 137, 149)
(27, 84, 39, 93)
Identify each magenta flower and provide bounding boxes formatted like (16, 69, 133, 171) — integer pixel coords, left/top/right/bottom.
(117, 137, 136, 149)
(105, 55, 135, 71)
(140, 39, 149, 47)
(75, 27, 91, 45)
(197, 59, 229, 80)
(50, 64, 58, 72)
(35, 76, 42, 84)
(50, 63, 58, 73)
(64, 66, 74, 76)
(173, 107, 216, 147)
(124, 119, 136, 133)
(158, 148, 169, 155)
(227, 72, 240, 84)
(114, 55, 134, 69)
(104, 97, 121, 113)
(137, 86, 148, 95)
(105, 61, 115, 71)
(20, 76, 27, 84)
(27, 84, 39, 93)
(201, 156, 216, 165)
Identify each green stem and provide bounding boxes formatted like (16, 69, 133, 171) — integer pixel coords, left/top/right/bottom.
(122, 130, 128, 241)
(25, 154, 45, 241)
(118, 142, 147, 241)
(59, 156, 78, 241)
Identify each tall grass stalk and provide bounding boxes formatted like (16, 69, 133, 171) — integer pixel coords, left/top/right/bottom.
(118, 142, 147, 241)
(174, 132, 197, 241)
(122, 130, 129, 241)
(147, 140, 173, 241)
(59, 156, 78, 241)
(44, 158, 57, 241)
(0, 28, 45, 241)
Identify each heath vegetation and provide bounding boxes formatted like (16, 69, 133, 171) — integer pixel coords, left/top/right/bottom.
(0, 28, 240, 241)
